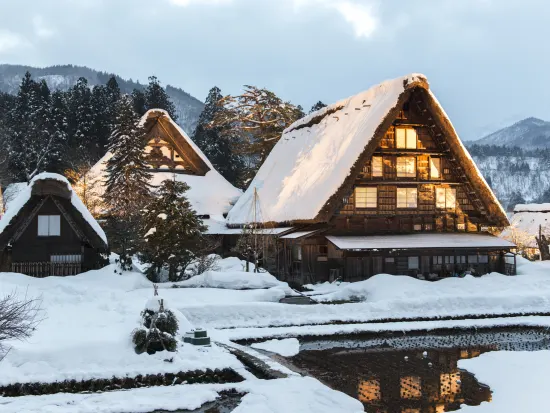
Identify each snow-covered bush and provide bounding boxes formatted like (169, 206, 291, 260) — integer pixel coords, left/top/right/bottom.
(184, 254, 221, 278)
(132, 294, 179, 355)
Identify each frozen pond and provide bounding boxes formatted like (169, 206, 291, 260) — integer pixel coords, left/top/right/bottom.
(282, 328, 550, 412)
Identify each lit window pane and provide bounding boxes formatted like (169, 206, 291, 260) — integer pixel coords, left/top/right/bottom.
(396, 128, 406, 148)
(372, 157, 383, 177)
(407, 188, 418, 208)
(436, 188, 446, 208)
(430, 158, 441, 179)
(446, 188, 456, 208)
(406, 128, 417, 149)
(355, 187, 377, 208)
(400, 376, 422, 399)
(397, 157, 416, 178)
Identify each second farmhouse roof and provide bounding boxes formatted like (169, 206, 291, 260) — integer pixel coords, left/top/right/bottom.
(227, 73, 508, 227)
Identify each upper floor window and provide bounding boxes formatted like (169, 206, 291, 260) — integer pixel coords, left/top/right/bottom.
(38, 215, 60, 237)
(372, 157, 383, 177)
(436, 187, 457, 209)
(397, 188, 417, 208)
(397, 157, 416, 178)
(355, 187, 377, 208)
(430, 157, 441, 179)
(396, 127, 417, 149)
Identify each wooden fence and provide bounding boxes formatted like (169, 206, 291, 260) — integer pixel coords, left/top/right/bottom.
(11, 262, 82, 278)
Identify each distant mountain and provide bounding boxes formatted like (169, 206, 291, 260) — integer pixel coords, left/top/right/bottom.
(0, 64, 204, 135)
(473, 117, 550, 149)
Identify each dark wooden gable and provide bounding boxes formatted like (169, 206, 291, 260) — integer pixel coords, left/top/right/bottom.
(141, 110, 210, 176)
(0, 180, 107, 252)
(313, 83, 508, 228)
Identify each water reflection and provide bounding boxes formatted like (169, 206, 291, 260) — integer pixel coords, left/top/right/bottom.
(287, 329, 550, 413)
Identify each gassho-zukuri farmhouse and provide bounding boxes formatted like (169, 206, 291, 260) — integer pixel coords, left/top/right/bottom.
(226, 73, 516, 283)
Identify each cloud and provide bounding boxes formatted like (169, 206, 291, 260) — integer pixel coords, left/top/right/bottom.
(332, 1, 377, 38)
(33, 16, 56, 38)
(0, 30, 30, 54)
(168, 0, 232, 6)
(292, 0, 378, 38)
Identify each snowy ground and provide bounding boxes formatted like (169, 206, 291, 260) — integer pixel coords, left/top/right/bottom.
(1, 256, 550, 412)
(458, 350, 550, 413)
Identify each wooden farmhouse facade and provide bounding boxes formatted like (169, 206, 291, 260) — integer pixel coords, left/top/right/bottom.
(84, 109, 242, 244)
(0, 173, 108, 277)
(227, 74, 515, 284)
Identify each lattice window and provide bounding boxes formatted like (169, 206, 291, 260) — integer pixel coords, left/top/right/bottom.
(397, 188, 418, 208)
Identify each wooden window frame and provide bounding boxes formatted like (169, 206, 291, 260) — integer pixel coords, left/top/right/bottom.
(436, 187, 457, 209)
(395, 127, 417, 149)
(355, 187, 377, 209)
(397, 187, 418, 209)
(430, 157, 441, 179)
(372, 156, 383, 177)
(396, 157, 416, 178)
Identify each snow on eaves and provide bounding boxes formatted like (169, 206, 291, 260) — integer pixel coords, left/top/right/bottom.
(0, 173, 108, 245)
(227, 74, 427, 225)
(514, 203, 550, 213)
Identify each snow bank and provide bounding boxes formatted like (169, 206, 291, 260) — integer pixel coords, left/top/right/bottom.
(458, 351, 550, 413)
(514, 203, 550, 212)
(251, 338, 300, 357)
(1, 377, 364, 413)
(176, 270, 289, 291)
(182, 267, 550, 329)
(0, 266, 240, 386)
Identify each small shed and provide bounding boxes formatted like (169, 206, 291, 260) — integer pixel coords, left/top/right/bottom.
(0, 173, 108, 277)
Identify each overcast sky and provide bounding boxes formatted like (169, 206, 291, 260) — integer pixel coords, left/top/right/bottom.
(0, 0, 548, 140)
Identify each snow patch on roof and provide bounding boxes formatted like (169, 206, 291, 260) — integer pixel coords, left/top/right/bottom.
(0, 173, 107, 245)
(514, 203, 550, 213)
(227, 74, 427, 225)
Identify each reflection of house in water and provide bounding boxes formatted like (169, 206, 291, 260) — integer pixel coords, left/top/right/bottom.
(356, 348, 491, 413)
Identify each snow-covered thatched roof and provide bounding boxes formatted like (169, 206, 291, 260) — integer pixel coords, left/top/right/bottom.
(228, 73, 507, 227)
(85, 109, 241, 223)
(0, 173, 108, 246)
(504, 203, 550, 248)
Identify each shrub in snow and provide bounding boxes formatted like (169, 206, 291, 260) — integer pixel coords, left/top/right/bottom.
(132, 291, 179, 355)
(139, 180, 208, 282)
(184, 254, 221, 278)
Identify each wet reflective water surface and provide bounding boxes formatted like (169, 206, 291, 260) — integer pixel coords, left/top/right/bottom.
(285, 329, 550, 413)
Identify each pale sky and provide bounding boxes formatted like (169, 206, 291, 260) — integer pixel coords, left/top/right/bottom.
(0, 0, 548, 140)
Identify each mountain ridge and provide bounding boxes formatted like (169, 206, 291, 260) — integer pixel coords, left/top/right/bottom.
(0, 64, 204, 135)
(473, 117, 550, 149)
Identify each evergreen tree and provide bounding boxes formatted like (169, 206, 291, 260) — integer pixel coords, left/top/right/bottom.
(144, 76, 177, 120)
(140, 179, 206, 282)
(131, 89, 147, 116)
(132, 292, 178, 354)
(67, 77, 94, 164)
(212, 85, 303, 185)
(193, 87, 245, 186)
(310, 101, 327, 113)
(104, 95, 153, 271)
(6, 73, 66, 180)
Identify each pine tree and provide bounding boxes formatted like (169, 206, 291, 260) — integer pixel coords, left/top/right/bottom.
(104, 95, 153, 271)
(140, 179, 206, 282)
(212, 86, 303, 185)
(67, 77, 94, 164)
(6, 73, 66, 180)
(144, 76, 177, 120)
(132, 291, 179, 354)
(193, 87, 245, 186)
(310, 101, 327, 113)
(131, 89, 147, 116)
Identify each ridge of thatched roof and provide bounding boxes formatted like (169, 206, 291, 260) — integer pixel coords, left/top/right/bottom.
(227, 73, 508, 227)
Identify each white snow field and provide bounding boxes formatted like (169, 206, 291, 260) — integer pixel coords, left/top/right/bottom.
(458, 350, 550, 413)
(251, 338, 300, 357)
(1, 256, 550, 412)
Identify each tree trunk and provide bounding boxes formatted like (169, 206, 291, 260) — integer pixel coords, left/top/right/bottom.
(536, 225, 550, 260)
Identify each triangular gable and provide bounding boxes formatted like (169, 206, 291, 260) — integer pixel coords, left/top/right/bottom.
(140, 109, 211, 176)
(227, 74, 508, 227)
